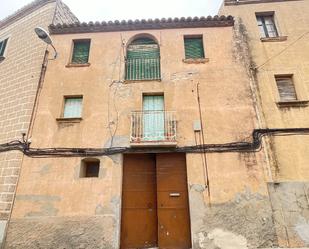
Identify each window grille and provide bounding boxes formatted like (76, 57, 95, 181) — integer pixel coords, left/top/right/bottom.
(126, 38, 160, 80)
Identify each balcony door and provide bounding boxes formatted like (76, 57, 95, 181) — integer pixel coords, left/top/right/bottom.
(143, 95, 164, 141)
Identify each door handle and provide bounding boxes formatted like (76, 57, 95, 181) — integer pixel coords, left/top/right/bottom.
(169, 192, 180, 197)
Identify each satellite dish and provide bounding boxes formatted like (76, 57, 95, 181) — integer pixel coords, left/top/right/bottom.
(0, 56, 5, 62)
(34, 27, 52, 45)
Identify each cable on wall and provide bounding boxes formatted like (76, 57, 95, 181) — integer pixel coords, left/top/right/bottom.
(1, 128, 309, 158)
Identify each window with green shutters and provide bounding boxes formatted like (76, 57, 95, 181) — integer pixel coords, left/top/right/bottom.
(0, 38, 8, 57)
(184, 36, 205, 59)
(71, 40, 90, 64)
(126, 37, 161, 81)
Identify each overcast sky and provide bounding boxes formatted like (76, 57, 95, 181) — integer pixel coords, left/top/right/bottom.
(1, 0, 223, 22)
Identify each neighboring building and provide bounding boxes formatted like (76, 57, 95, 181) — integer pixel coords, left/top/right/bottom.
(220, 0, 309, 247)
(4, 15, 281, 249)
(0, 0, 78, 246)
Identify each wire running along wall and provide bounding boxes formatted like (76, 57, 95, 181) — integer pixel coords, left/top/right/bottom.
(1, 128, 309, 158)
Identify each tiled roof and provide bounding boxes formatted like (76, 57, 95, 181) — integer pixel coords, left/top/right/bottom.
(49, 15, 234, 34)
(0, 0, 56, 29)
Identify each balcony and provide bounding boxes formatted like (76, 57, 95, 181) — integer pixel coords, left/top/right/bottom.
(130, 111, 177, 147)
(125, 58, 161, 81)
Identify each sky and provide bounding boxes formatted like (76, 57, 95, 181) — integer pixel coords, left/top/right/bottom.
(0, 0, 223, 22)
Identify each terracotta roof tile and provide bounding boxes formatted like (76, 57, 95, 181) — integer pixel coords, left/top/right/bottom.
(49, 15, 234, 34)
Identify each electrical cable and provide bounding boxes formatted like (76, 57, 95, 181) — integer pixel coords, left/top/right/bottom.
(196, 82, 211, 204)
(1, 128, 309, 158)
(255, 31, 309, 70)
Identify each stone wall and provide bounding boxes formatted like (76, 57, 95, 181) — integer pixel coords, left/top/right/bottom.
(0, 0, 78, 246)
(0, 4, 57, 244)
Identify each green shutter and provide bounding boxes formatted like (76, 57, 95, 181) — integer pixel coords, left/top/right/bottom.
(184, 37, 205, 59)
(72, 40, 90, 64)
(0, 38, 8, 57)
(126, 38, 160, 81)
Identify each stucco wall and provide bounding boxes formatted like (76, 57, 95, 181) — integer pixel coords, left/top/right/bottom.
(4, 25, 276, 248)
(220, 0, 309, 246)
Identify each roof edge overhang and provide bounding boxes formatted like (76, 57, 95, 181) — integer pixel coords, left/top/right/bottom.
(49, 15, 234, 35)
(224, 0, 303, 6)
(0, 0, 56, 30)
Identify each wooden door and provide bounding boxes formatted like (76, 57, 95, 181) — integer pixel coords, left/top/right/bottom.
(121, 154, 158, 249)
(156, 153, 192, 249)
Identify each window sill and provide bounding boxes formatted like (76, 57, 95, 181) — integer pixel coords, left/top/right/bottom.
(56, 117, 83, 123)
(65, 63, 90, 68)
(276, 100, 309, 108)
(124, 79, 161, 83)
(182, 58, 209, 64)
(260, 36, 287, 42)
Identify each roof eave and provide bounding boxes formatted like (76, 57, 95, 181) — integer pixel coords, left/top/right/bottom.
(49, 16, 234, 35)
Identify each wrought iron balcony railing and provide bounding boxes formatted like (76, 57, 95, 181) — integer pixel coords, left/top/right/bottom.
(130, 111, 177, 144)
(125, 58, 161, 81)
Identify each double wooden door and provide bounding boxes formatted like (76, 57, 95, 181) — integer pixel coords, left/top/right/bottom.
(121, 153, 191, 249)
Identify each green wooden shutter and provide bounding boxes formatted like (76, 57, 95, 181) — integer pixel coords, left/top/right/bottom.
(0, 38, 8, 57)
(126, 38, 160, 80)
(184, 37, 205, 59)
(72, 40, 90, 64)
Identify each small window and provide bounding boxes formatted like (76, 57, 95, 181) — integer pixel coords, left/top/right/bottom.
(256, 14, 278, 38)
(80, 158, 100, 178)
(71, 40, 90, 64)
(63, 96, 83, 118)
(184, 36, 205, 59)
(0, 38, 8, 57)
(275, 76, 297, 101)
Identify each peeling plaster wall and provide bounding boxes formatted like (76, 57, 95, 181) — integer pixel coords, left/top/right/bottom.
(187, 153, 278, 249)
(220, 1, 309, 247)
(6, 26, 270, 247)
(5, 155, 122, 248)
(268, 182, 309, 247)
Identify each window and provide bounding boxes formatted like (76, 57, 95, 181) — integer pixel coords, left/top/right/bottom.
(256, 14, 278, 38)
(126, 37, 160, 81)
(71, 40, 90, 64)
(184, 36, 205, 59)
(80, 158, 100, 178)
(275, 76, 297, 101)
(0, 38, 8, 57)
(63, 96, 83, 118)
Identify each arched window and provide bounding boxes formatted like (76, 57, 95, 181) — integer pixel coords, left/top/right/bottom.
(126, 37, 160, 81)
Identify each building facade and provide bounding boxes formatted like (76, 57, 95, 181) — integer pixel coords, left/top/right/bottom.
(0, 0, 77, 246)
(220, 0, 309, 247)
(4, 16, 283, 249)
